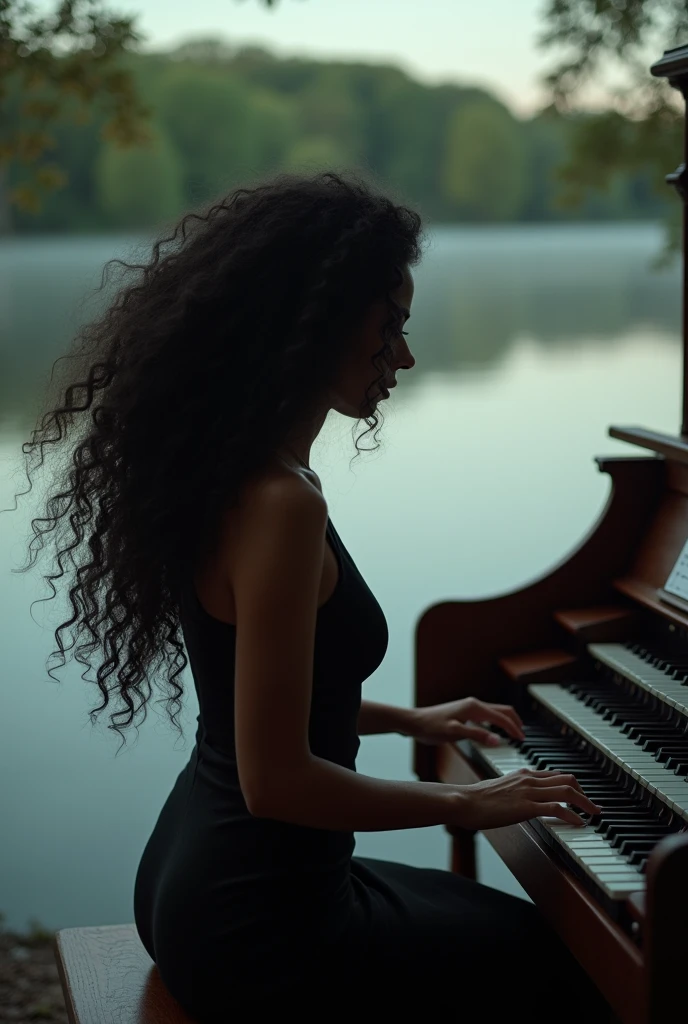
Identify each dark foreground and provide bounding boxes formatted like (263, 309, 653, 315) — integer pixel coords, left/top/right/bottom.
(0, 913, 68, 1023)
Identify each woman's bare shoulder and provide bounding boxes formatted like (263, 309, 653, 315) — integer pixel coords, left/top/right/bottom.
(248, 458, 322, 499)
(197, 461, 326, 619)
(227, 460, 324, 533)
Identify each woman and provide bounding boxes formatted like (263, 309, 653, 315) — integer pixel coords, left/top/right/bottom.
(16, 170, 609, 1018)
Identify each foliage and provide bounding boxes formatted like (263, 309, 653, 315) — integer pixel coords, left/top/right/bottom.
(2, 0, 686, 234)
(441, 97, 528, 221)
(0, 1, 151, 217)
(247, 0, 688, 250)
(150, 62, 291, 205)
(538, 0, 688, 254)
(95, 119, 183, 227)
(539, 0, 688, 109)
(6, 43, 674, 233)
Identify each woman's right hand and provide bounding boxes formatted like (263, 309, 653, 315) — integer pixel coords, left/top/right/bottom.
(449, 768, 602, 830)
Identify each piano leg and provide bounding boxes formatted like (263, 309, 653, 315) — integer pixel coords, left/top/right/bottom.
(448, 825, 477, 879)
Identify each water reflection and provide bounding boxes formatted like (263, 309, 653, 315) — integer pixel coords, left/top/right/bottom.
(0, 223, 681, 431)
(412, 224, 680, 371)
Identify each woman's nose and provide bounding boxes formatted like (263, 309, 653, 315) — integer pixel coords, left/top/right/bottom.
(398, 347, 415, 372)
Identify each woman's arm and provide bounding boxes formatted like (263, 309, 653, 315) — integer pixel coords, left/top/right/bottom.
(250, 751, 600, 832)
(357, 699, 417, 736)
(229, 483, 598, 834)
(251, 754, 459, 830)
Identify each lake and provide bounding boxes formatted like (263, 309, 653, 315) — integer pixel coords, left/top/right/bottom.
(0, 222, 682, 934)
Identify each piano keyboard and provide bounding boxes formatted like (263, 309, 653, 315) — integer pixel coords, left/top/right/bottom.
(589, 642, 688, 716)
(529, 682, 688, 820)
(468, 635, 688, 919)
(470, 733, 648, 904)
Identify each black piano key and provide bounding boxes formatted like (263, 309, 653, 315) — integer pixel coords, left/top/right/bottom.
(650, 749, 688, 764)
(602, 821, 672, 838)
(619, 839, 666, 857)
(596, 820, 660, 838)
(650, 745, 688, 759)
(610, 832, 670, 850)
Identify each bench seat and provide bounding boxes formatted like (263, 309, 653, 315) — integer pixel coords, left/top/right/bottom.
(53, 924, 196, 1024)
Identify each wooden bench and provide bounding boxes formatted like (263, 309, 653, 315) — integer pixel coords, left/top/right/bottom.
(53, 924, 197, 1024)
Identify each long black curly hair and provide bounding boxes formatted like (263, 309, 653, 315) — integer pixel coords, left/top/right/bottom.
(3, 169, 425, 753)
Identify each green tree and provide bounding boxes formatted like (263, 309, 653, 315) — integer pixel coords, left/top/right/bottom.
(151, 63, 275, 205)
(284, 134, 351, 172)
(4, 31, 680, 233)
(261, 0, 688, 246)
(95, 120, 184, 228)
(249, 88, 298, 176)
(538, 0, 688, 253)
(0, 0, 151, 225)
(294, 66, 363, 164)
(9, 89, 105, 231)
(539, 0, 688, 110)
(0, 1, 278, 227)
(441, 97, 528, 221)
(520, 109, 571, 221)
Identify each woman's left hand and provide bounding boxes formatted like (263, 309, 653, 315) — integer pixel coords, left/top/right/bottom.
(408, 697, 526, 747)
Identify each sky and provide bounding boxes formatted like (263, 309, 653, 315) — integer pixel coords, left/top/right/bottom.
(122, 0, 568, 117)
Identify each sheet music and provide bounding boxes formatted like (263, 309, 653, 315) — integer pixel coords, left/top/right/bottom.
(664, 539, 688, 601)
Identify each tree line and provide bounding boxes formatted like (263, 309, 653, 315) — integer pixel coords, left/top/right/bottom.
(4, 36, 675, 234)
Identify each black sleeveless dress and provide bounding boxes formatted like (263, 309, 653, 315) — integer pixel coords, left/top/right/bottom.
(133, 516, 609, 1019)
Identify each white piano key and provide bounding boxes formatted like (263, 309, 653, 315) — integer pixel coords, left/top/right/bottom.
(596, 874, 646, 884)
(579, 856, 631, 866)
(564, 833, 623, 845)
(608, 882, 648, 896)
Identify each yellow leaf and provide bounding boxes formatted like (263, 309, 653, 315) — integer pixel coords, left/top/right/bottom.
(9, 185, 42, 214)
(22, 99, 60, 120)
(17, 131, 55, 162)
(34, 165, 68, 189)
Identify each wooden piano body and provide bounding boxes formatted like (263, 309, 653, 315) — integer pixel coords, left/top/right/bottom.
(413, 45, 688, 1024)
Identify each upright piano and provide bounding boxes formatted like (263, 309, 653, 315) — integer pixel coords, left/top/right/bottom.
(413, 44, 688, 1024)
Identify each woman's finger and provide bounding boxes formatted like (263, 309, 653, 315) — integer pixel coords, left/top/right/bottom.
(477, 708, 524, 740)
(492, 703, 525, 733)
(536, 802, 587, 827)
(457, 722, 501, 745)
(529, 785, 601, 815)
(531, 772, 586, 796)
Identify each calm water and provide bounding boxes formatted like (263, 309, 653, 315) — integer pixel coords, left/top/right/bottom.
(0, 223, 682, 933)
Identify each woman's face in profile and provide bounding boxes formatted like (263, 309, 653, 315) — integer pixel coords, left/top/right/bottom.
(328, 264, 415, 419)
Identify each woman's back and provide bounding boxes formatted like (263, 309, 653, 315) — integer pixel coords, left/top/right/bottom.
(132, 477, 389, 1007)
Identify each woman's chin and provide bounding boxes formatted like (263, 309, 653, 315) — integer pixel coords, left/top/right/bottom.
(361, 392, 386, 416)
